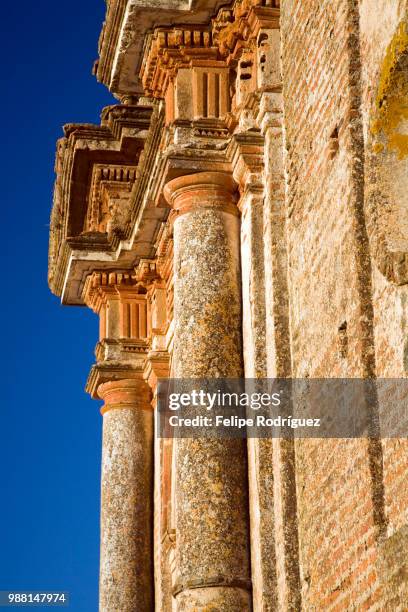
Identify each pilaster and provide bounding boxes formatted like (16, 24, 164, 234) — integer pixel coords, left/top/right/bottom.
(257, 23, 302, 612)
(132, 257, 173, 612)
(145, 351, 172, 612)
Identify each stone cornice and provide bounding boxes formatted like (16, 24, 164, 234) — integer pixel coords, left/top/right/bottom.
(94, 0, 229, 97)
(50, 122, 268, 307)
(48, 103, 168, 305)
(94, 1, 280, 98)
(49, 104, 152, 293)
(138, 1, 280, 121)
(50, 1, 282, 307)
(140, 26, 220, 99)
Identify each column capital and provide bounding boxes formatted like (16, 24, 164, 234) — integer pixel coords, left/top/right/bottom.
(163, 171, 239, 216)
(98, 377, 151, 415)
(86, 364, 146, 398)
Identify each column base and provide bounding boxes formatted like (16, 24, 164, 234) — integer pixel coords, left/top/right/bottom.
(175, 586, 251, 611)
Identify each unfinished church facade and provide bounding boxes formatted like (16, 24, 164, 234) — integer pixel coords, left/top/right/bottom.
(48, 0, 408, 610)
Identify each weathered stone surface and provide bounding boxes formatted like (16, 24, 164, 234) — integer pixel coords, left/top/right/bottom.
(48, 0, 408, 610)
(280, 0, 406, 609)
(165, 172, 252, 610)
(95, 0, 230, 96)
(48, 102, 169, 306)
(98, 379, 153, 612)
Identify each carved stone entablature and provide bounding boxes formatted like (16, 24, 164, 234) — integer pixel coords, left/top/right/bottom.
(49, 0, 283, 311)
(82, 270, 151, 398)
(82, 259, 173, 398)
(48, 103, 153, 304)
(94, 0, 229, 97)
(141, 26, 215, 94)
(140, 25, 230, 127)
(130, 0, 281, 201)
(137, 1, 280, 128)
(83, 270, 149, 341)
(136, 259, 160, 284)
(211, 2, 281, 130)
(86, 164, 137, 235)
(94, 2, 282, 234)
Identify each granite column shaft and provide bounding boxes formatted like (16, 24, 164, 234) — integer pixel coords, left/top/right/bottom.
(97, 378, 154, 612)
(164, 172, 252, 611)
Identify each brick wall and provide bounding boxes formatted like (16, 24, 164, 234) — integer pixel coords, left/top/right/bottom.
(279, 0, 408, 606)
(360, 2, 408, 605)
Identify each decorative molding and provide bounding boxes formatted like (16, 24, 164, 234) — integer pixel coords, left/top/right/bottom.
(49, 0, 282, 305)
(86, 362, 147, 400)
(163, 171, 239, 216)
(136, 259, 160, 283)
(86, 164, 137, 235)
(48, 103, 153, 301)
(94, 0, 229, 96)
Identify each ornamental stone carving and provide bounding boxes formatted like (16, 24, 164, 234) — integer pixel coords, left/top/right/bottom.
(48, 1, 408, 610)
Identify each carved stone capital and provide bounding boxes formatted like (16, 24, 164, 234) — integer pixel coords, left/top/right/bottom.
(98, 378, 151, 414)
(164, 171, 239, 216)
(86, 362, 147, 399)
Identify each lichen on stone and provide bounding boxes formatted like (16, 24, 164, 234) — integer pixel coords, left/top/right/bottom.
(371, 20, 408, 160)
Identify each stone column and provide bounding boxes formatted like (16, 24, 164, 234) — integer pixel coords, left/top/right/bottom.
(97, 377, 154, 612)
(164, 172, 252, 611)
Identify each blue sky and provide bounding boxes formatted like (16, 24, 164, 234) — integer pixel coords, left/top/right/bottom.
(1, 2, 117, 609)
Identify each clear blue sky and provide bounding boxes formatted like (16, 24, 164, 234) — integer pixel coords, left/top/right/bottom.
(1, 2, 117, 609)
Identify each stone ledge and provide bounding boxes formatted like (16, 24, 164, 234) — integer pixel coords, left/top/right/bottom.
(94, 0, 229, 96)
